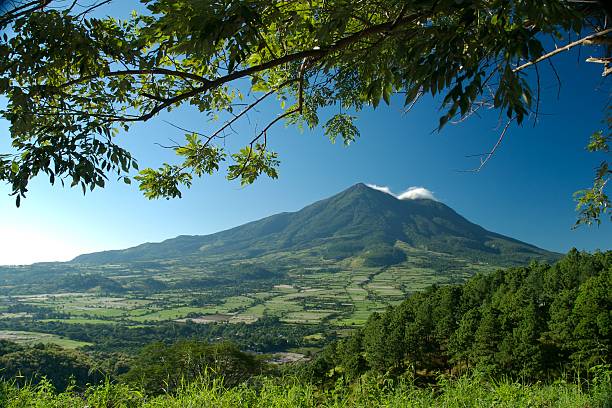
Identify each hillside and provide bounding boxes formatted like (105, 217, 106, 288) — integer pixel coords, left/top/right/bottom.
(0, 183, 561, 332)
(73, 183, 557, 266)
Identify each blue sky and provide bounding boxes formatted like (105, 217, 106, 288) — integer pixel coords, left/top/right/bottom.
(0, 3, 610, 264)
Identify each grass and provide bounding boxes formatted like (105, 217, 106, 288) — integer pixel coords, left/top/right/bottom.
(0, 373, 609, 408)
(0, 330, 91, 349)
(281, 310, 336, 324)
(128, 307, 211, 322)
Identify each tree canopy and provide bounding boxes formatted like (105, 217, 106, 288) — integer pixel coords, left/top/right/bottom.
(0, 0, 610, 223)
(305, 249, 611, 383)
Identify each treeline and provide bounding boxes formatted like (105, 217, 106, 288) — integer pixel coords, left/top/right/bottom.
(0, 339, 260, 394)
(307, 249, 611, 383)
(0, 316, 330, 354)
(0, 263, 288, 296)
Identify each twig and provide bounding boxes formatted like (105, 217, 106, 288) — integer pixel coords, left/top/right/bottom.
(162, 120, 208, 139)
(228, 64, 308, 181)
(533, 63, 540, 126)
(461, 116, 515, 172)
(74, 0, 112, 19)
(204, 78, 298, 147)
(547, 59, 562, 100)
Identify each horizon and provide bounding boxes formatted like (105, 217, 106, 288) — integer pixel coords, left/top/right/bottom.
(0, 182, 449, 265)
(1, 181, 581, 266)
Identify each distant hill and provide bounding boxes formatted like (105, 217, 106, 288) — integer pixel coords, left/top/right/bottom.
(73, 183, 558, 266)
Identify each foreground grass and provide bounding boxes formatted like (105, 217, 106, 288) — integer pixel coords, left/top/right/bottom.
(1, 374, 610, 408)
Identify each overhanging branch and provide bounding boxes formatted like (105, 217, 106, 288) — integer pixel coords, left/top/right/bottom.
(513, 28, 612, 73)
(85, 12, 424, 124)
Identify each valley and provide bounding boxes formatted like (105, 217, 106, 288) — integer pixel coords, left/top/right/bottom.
(0, 248, 491, 328)
(0, 184, 557, 353)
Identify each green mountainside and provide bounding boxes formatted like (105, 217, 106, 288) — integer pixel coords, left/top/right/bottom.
(72, 183, 557, 266)
(0, 183, 560, 331)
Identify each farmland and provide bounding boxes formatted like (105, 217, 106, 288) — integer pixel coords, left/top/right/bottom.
(0, 330, 90, 348)
(0, 246, 495, 353)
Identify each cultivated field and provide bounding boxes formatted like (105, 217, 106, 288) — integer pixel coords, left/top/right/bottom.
(0, 246, 496, 351)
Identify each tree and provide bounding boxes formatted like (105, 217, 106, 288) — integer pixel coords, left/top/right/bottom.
(122, 340, 263, 394)
(0, 343, 103, 391)
(0, 0, 610, 222)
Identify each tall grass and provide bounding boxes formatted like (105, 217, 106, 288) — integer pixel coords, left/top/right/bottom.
(0, 372, 609, 408)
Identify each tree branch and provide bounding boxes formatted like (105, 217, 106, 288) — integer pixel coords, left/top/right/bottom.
(0, 0, 52, 25)
(61, 68, 211, 88)
(513, 28, 612, 73)
(78, 12, 424, 124)
(204, 78, 298, 147)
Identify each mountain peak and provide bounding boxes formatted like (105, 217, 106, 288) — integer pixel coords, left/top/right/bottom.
(344, 182, 372, 194)
(72, 183, 558, 265)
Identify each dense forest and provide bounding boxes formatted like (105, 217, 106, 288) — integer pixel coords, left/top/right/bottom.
(0, 250, 609, 406)
(307, 249, 611, 383)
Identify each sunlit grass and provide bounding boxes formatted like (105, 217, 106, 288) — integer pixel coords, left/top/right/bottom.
(1, 373, 609, 408)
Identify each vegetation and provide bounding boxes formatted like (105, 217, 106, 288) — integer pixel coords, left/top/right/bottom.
(0, 1, 609, 223)
(0, 6, 607, 405)
(0, 317, 327, 354)
(0, 185, 560, 357)
(307, 249, 611, 383)
(123, 341, 263, 394)
(0, 185, 605, 405)
(0, 371, 609, 408)
(0, 342, 103, 390)
(0, 250, 607, 408)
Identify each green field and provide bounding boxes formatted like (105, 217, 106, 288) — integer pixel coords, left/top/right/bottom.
(0, 246, 498, 351)
(0, 330, 91, 348)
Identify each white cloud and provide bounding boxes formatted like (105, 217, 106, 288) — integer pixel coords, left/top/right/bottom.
(366, 184, 438, 201)
(397, 187, 437, 201)
(365, 184, 393, 195)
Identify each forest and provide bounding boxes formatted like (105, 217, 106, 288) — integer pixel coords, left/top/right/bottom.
(307, 249, 611, 383)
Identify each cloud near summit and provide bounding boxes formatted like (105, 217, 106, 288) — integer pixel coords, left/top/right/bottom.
(366, 184, 438, 201)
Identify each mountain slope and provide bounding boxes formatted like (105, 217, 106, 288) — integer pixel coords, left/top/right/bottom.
(73, 183, 558, 266)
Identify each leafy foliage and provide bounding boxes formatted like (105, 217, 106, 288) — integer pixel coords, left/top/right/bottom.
(574, 110, 611, 226)
(0, 343, 103, 391)
(0, 0, 609, 221)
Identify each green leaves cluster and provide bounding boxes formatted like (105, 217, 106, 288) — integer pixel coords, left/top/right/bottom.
(228, 144, 280, 186)
(574, 112, 611, 227)
(135, 133, 226, 199)
(122, 340, 262, 394)
(324, 113, 359, 146)
(0, 0, 608, 215)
